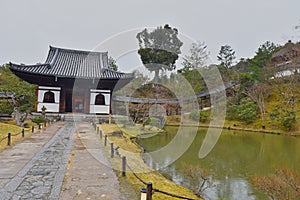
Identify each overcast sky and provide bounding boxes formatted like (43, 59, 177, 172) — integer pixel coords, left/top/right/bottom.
(1, 0, 300, 72)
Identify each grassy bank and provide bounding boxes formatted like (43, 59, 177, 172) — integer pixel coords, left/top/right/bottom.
(98, 124, 201, 200)
(166, 115, 300, 137)
(0, 120, 40, 152)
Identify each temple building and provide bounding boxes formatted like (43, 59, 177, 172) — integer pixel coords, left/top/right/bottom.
(271, 41, 300, 77)
(9, 46, 133, 114)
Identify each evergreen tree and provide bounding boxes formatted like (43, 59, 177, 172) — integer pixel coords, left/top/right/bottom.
(0, 64, 36, 126)
(182, 42, 209, 70)
(108, 56, 118, 71)
(217, 45, 236, 69)
(136, 24, 183, 81)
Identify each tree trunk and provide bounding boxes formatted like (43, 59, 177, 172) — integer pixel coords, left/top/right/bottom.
(11, 96, 23, 126)
(14, 107, 22, 126)
(154, 70, 159, 82)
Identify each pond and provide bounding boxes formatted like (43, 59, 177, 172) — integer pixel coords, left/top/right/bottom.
(136, 126, 300, 200)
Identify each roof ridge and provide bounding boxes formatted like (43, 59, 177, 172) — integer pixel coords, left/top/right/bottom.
(49, 45, 108, 55)
(9, 62, 50, 68)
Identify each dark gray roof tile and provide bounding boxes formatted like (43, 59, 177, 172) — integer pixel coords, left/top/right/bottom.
(9, 46, 132, 80)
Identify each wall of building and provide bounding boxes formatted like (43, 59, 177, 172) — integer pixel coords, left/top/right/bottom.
(89, 89, 110, 114)
(37, 86, 61, 112)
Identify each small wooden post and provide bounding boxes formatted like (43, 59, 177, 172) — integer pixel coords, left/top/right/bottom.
(104, 135, 107, 146)
(146, 182, 153, 200)
(111, 143, 114, 158)
(7, 133, 11, 146)
(22, 129, 25, 137)
(32, 126, 34, 133)
(44, 121, 46, 128)
(122, 156, 126, 177)
(100, 130, 102, 139)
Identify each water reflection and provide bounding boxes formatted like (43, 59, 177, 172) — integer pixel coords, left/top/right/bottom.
(138, 126, 300, 200)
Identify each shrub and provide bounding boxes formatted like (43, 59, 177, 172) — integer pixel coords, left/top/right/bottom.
(149, 117, 160, 127)
(280, 110, 296, 131)
(269, 104, 296, 131)
(190, 110, 200, 121)
(199, 111, 209, 123)
(190, 110, 209, 122)
(227, 98, 258, 124)
(182, 164, 215, 197)
(237, 99, 257, 124)
(32, 117, 45, 125)
(251, 168, 300, 200)
(116, 118, 130, 127)
(23, 123, 30, 128)
(0, 99, 13, 114)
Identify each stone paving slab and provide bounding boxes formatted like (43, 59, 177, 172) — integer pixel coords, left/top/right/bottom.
(59, 122, 127, 200)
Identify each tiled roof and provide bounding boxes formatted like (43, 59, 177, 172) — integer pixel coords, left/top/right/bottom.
(9, 46, 132, 79)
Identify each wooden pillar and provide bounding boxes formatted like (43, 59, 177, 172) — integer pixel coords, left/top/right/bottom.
(59, 87, 66, 112)
(110, 90, 112, 115)
(84, 88, 90, 114)
(35, 86, 39, 111)
(109, 90, 112, 124)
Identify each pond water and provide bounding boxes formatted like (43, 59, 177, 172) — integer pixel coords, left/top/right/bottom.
(136, 126, 300, 200)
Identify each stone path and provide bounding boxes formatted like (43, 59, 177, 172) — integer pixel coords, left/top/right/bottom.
(0, 122, 75, 200)
(59, 122, 127, 200)
(0, 121, 126, 200)
(0, 122, 63, 190)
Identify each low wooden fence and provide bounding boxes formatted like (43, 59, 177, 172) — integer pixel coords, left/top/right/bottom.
(0, 120, 54, 147)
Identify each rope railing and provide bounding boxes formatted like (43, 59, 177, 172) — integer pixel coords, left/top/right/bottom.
(0, 128, 31, 146)
(93, 123, 197, 200)
(0, 119, 55, 147)
(0, 135, 8, 143)
(10, 132, 22, 137)
(153, 188, 195, 200)
(126, 162, 148, 185)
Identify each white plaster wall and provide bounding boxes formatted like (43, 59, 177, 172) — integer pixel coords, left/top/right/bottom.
(37, 87, 60, 112)
(90, 90, 110, 114)
(89, 105, 110, 114)
(37, 103, 59, 112)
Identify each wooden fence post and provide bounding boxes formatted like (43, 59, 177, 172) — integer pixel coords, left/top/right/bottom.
(7, 133, 11, 146)
(100, 130, 102, 139)
(104, 135, 107, 146)
(22, 129, 25, 137)
(146, 182, 153, 200)
(122, 156, 126, 177)
(111, 143, 114, 158)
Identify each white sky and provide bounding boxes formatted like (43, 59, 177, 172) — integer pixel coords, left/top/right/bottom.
(1, 0, 300, 73)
